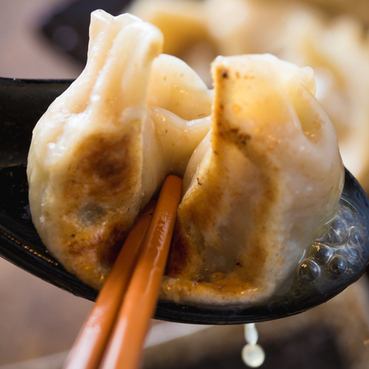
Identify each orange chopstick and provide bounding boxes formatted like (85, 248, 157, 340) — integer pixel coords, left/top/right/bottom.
(100, 175, 182, 369)
(63, 211, 153, 369)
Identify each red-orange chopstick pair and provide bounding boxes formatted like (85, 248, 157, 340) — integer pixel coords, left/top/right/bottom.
(63, 176, 182, 369)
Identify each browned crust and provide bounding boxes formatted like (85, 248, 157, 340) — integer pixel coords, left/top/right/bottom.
(51, 130, 143, 288)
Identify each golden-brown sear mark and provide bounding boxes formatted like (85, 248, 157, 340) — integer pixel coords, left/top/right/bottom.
(55, 131, 142, 288)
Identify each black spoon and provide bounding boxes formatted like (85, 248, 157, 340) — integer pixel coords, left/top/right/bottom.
(1, 77, 369, 325)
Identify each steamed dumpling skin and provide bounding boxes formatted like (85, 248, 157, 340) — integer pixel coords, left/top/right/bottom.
(163, 55, 344, 304)
(27, 11, 211, 288)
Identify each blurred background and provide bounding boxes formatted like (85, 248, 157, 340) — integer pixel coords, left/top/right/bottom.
(0, 0, 81, 79)
(0, 0, 86, 366)
(1, 0, 369, 368)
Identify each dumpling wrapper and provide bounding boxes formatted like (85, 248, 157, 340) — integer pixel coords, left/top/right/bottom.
(163, 55, 344, 304)
(27, 11, 211, 289)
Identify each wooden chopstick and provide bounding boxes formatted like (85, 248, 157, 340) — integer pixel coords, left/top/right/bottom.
(100, 175, 182, 369)
(64, 211, 153, 369)
(63, 175, 182, 369)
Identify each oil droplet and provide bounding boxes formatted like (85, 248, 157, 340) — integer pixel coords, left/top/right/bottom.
(241, 344, 265, 368)
(311, 243, 333, 264)
(329, 255, 347, 275)
(298, 259, 320, 281)
(242, 324, 265, 368)
(244, 323, 258, 344)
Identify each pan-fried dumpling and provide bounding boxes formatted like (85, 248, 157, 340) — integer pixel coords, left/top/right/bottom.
(27, 10, 211, 288)
(163, 55, 344, 304)
(132, 0, 369, 192)
(28, 11, 343, 304)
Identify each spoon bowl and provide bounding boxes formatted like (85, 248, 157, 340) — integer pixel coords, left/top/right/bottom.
(1, 77, 368, 324)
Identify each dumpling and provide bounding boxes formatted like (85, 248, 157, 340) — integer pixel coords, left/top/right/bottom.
(27, 10, 211, 289)
(28, 11, 343, 305)
(163, 55, 343, 304)
(278, 14, 369, 191)
(132, 0, 369, 192)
